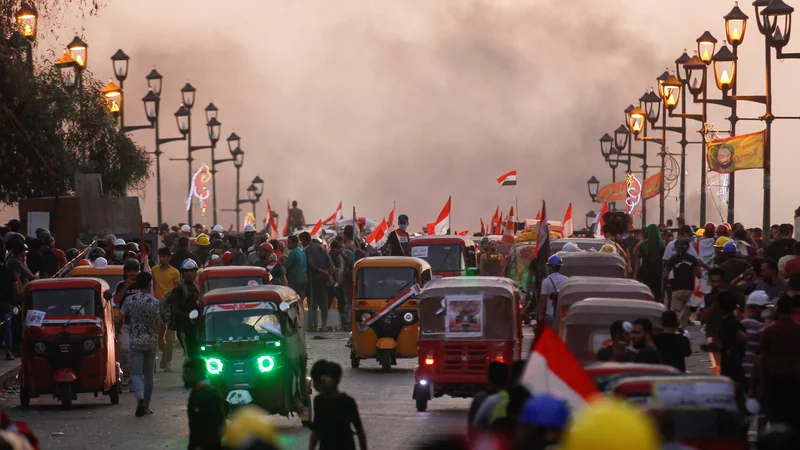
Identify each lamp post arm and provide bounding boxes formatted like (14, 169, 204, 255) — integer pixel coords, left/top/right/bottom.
(729, 94, 767, 105)
(168, 157, 188, 162)
(650, 125, 684, 133)
(669, 111, 704, 122)
(775, 48, 800, 60)
(212, 157, 234, 165)
(121, 124, 154, 133)
(189, 145, 212, 153)
(157, 136, 186, 145)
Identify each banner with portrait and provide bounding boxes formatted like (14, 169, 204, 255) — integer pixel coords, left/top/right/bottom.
(706, 130, 765, 174)
(595, 180, 627, 203)
(641, 171, 662, 200)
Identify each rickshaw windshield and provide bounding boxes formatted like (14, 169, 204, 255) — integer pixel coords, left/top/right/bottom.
(356, 267, 417, 299)
(205, 277, 263, 292)
(204, 302, 281, 342)
(416, 245, 464, 272)
(30, 289, 97, 317)
(94, 275, 123, 287)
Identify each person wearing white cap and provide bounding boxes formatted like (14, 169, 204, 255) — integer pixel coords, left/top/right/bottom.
(212, 224, 225, 236)
(112, 238, 127, 265)
(179, 224, 192, 238)
(742, 290, 769, 384)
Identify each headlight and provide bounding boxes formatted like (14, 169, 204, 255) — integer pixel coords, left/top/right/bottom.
(83, 339, 95, 352)
(206, 358, 224, 375)
(34, 342, 46, 354)
(403, 312, 414, 323)
(361, 313, 371, 323)
(257, 355, 275, 373)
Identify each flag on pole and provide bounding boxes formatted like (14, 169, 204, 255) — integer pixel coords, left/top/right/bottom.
(310, 219, 323, 237)
(535, 209, 541, 221)
(496, 170, 517, 186)
(266, 200, 280, 237)
(366, 218, 388, 247)
(490, 206, 500, 235)
(562, 203, 573, 238)
(352, 206, 361, 251)
(322, 201, 344, 225)
(457, 230, 469, 236)
(387, 202, 396, 230)
(590, 201, 609, 237)
(427, 197, 451, 235)
(521, 324, 599, 411)
(534, 200, 549, 259)
(480, 218, 486, 236)
(282, 200, 290, 236)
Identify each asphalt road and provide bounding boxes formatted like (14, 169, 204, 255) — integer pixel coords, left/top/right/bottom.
(0, 325, 711, 450)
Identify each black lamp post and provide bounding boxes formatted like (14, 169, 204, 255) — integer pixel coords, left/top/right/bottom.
(585, 210, 597, 229)
(66, 36, 88, 92)
(15, 3, 37, 70)
(221, 132, 245, 230)
(599, 133, 618, 211)
(586, 176, 600, 203)
(249, 176, 264, 222)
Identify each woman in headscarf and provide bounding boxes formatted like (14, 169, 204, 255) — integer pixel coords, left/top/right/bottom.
(634, 224, 666, 302)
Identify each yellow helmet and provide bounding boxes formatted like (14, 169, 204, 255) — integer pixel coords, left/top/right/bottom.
(695, 228, 705, 237)
(714, 236, 730, 248)
(561, 398, 659, 450)
(196, 233, 210, 246)
(222, 405, 279, 448)
(600, 244, 616, 253)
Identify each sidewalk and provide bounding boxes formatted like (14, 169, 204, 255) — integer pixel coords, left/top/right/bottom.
(0, 358, 19, 389)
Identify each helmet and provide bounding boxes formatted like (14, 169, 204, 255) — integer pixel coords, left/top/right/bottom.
(222, 405, 279, 448)
(722, 242, 737, 254)
(93, 257, 108, 269)
(562, 242, 581, 252)
(196, 234, 210, 246)
(547, 255, 563, 266)
(212, 224, 225, 233)
(180, 259, 199, 271)
(481, 236, 490, 245)
(222, 252, 234, 265)
(600, 244, 616, 253)
(180, 224, 191, 233)
(520, 394, 570, 428)
(714, 236, 730, 248)
(76, 259, 93, 267)
(259, 242, 274, 252)
(123, 259, 141, 272)
(88, 247, 106, 261)
(695, 228, 705, 237)
(747, 290, 771, 306)
(114, 238, 126, 247)
(244, 224, 256, 232)
(561, 398, 659, 450)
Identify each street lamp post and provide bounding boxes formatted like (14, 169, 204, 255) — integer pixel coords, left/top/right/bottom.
(15, 3, 37, 71)
(598, 133, 619, 211)
(585, 210, 597, 229)
(66, 36, 88, 92)
(723, 3, 749, 224)
(248, 176, 264, 222)
(586, 176, 600, 203)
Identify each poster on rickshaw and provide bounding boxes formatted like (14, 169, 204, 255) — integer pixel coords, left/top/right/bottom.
(652, 381, 736, 411)
(444, 295, 483, 338)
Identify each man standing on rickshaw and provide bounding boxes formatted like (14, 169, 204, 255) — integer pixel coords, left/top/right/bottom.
(479, 239, 505, 277)
(383, 214, 411, 256)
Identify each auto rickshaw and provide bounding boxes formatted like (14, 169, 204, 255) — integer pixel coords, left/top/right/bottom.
(559, 251, 627, 278)
(563, 298, 665, 363)
(19, 278, 119, 409)
(549, 238, 615, 254)
(198, 266, 270, 295)
(605, 374, 749, 450)
(414, 276, 523, 412)
(584, 362, 678, 386)
(350, 257, 432, 372)
(553, 277, 654, 335)
(408, 235, 478, 277)
(68, 265, 125, 318)
(195, 285, 310, 422)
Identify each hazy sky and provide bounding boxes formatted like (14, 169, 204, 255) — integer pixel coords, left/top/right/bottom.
(2, 0, 798, 231)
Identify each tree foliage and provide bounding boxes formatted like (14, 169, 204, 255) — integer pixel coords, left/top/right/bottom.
(0, 0, 151, 205)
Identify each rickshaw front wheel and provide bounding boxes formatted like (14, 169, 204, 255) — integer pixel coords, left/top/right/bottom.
(379, 351, 392, 373)
(415, 398, 428, 412)
(109, 382, 120, 404)
(60, 384, 73, 410)
(350, 351, 360, 369)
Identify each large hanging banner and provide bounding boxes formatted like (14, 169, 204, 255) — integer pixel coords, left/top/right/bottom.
(706, 130, 765, 174)
(642, 171, 662, 200)
(596, 180, 627, 203)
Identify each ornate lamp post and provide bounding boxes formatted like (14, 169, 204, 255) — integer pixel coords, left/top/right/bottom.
(15, 3, 37, 69)
(585, 210, 597, 229)
(586, 176, 600, 203)
(66, 36, 88, 91)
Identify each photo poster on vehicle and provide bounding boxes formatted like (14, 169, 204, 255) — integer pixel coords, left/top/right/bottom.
(26, 310, 46, 328)
(652, 381, 737, 411)
(444, 294, 483, 338)
(411, 246, 428, 258)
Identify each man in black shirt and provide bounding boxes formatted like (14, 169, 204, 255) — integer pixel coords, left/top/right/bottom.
(631, 318, 663, 364)
(653, 311, 692, 372)
(309, 361, 367, 450)
(169, 237, 201, 270)
(766, 223, 795, 262)
(183, 358, 224, 450)
(663, 238, 701, 328)
(596, 320, 638, 362)
(701, 291, 747, 389)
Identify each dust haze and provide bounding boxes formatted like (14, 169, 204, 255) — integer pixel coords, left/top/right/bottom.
(12, 0, 671, 230)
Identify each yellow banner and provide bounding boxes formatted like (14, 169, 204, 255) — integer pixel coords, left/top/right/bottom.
(706, 130, 765, 174)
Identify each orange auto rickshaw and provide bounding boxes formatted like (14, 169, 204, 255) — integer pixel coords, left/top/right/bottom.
(198, 266, 270, 295)
(408, 235, 478, 277)
(68, 265, 124, 319)
(414, 276, 523, 412)
(350, 257, 432, 372)
(19, 278, 119, 409)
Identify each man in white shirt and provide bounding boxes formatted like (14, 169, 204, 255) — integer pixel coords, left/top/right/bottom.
(539, 255, 569, 326)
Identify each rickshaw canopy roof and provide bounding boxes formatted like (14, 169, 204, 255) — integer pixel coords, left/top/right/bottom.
(409, 235, 476, 247)
(585, 362, 680, 384)
(25, 277, 110, 293)
(558, 277, 653, 303)
(550, 238, 615, 254)
(69, 266, 124, 276)
(559, 251, 627, 277)
(565, 298, 665, 326)
(420, 276, 517, 299)
(201, 285, 300, 305)
(606, 374, 739, 410)
(354, 256, 431, 271)
(198, 266, 269, 278)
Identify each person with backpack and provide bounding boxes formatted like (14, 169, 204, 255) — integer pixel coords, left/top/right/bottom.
(538, 255, 568, 326)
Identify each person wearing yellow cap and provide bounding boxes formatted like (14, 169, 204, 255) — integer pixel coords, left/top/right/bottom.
(561, 397, 659, 450)
(223, 405, 280, 449)
(195, 233, 211, 266)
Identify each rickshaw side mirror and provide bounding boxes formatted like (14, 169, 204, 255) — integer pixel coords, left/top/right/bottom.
(279, 302, 290, 312)
(745, 398, 760, 414)
(421, 270, 432, 284)
(103, 290, 113, 301)
(189, 310, 199, 323)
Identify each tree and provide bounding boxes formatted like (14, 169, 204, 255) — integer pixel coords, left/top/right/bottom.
(0, 0, 151, 205)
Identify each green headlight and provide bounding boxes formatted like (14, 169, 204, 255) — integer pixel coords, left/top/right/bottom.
(257, 355, 275, 373)
(206, 358, 223, 375)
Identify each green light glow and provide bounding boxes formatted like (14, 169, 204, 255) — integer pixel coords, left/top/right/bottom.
(257, 355, 275, 373)
(206, 358, 223, 375)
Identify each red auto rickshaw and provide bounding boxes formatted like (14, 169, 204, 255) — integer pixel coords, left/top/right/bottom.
(408, 235, 478, 278)
(20, 278, 119, 409)
(413, 276, 522, 412)
(198, 266, 270, 295)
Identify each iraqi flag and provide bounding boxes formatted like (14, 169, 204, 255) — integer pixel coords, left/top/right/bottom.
(490, 206, 501, 235)
(562, 203, 573, 238)
(590, 201, 609, 237)
(266, 200, 280, 237)
(282, 200, 290, 236)
(309, 219, 324, 237)
(366, 218, 388, 247)
(427, 197, 451, 235)
(534, 201, 549, 259)
(496, 170, 517, 187)
(322, 201, 343, 225)
(387, 202, 396, 230)
(480, 218, 486, 236)
(362, 284, 421, 328)
(521, 324, 599, 411)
